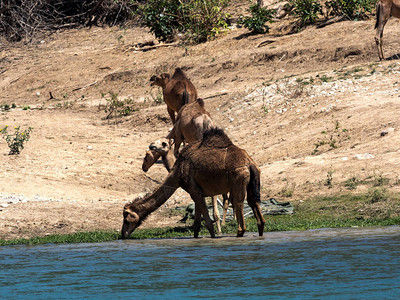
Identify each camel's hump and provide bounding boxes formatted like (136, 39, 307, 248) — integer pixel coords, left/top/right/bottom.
(172, 67, 188, 80)
(201, 128, 233, 148)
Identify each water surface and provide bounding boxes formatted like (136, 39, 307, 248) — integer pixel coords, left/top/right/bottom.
(1, 226, 400, 299)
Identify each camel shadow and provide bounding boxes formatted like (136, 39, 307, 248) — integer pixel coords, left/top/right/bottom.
(385, 53, 400, 61)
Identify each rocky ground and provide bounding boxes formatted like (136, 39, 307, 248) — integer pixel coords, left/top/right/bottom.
(1, 2, 400, 240)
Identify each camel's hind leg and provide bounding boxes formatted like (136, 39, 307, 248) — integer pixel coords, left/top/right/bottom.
(247, 198, 265, 237)
(375, 2, 392, 60)
(221, 194, 229, 226)
(230, 184, 247, 237)
(211, 196, 221, 234)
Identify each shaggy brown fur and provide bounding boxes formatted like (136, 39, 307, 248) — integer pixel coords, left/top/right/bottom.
(150, 68, 197, 124)
(375, 0, 400, 60)
(122, 128, 265, 239)
(141, 138, 228, 234)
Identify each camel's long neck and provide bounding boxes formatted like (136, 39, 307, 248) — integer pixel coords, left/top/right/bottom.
(138, 171, 179, 219)
(162, 150, 176, 172)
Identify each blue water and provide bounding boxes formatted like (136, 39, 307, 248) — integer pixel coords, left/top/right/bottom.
(1, 226, 400, 299)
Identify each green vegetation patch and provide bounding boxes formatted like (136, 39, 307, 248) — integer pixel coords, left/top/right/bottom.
(2, 191, 400, 246)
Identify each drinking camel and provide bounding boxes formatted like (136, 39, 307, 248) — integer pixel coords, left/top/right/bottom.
(122, 128, 265, 239)
(141, 138, 230, 234)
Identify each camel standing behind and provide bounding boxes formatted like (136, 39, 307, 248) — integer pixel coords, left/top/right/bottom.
(167, 98, 214, 157)
(150, 67, 197, 124)
(122, 128, 265, 239)
(375, 0, 400, 60)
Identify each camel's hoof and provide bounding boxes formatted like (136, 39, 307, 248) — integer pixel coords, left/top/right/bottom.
(236, 231, 245, 237)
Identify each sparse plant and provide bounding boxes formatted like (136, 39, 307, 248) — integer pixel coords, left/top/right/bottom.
(373, 174, 390, 187)
(22, 105, 31, 110)
(239, 4, 274, 34)
(149, 89, 164, 105)
(103, 92, 138, 120)
(325, 170, 334, 188)
(275, 77, 308, 99)
(325, 0, 375, 20)
(368, 187, 388, 203)
(290, 0, 322, 27)
(317, 74, 333, 83)
(344, 177, 358, 190)
(313, 119, 351, 155)
(1, 125, 33, 155)
(278, 182, 295, 197)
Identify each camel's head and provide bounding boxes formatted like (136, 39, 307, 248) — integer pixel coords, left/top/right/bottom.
(121, 203, 141, 239)
(149, 138, 171, 156)
(142, 149, 161, 172)
(150, 73, 170, 87)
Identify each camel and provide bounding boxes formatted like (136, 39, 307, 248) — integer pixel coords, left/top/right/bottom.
(141, 138, 230, 234)
(122, 128, 265, 239)
(375, 0, 400, 60)
(166, 98, 215, 158)
(150, 67, 198, 124)
(141, 140, 174, 173)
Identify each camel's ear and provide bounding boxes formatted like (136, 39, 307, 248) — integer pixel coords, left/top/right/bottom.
(161, 73, 170, 80)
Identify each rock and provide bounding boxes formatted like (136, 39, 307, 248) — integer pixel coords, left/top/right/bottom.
(354, 153, 374, 160)
(380, 127, 395, 136)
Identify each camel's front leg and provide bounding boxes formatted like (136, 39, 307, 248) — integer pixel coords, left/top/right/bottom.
(193, 202, 202, 238)
(191, 195, 216, 238)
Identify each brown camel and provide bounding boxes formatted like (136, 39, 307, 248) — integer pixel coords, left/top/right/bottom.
(141, 139, 174, 173)
(375, 0, 400, 60)
(166, 98, 215, 158)
(141, 138, 230, 234)
(122, 128, 265, 239)
(150, 67, 197, 124)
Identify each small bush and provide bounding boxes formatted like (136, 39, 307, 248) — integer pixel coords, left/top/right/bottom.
(102, 92, 138, 120)
(325, 0, 375, 20)
(240, 4, 274, 34)
(275, 77, 308, 99)
(1, 125, 33, 155)
(137, 0, 230, 43)
(290, 0, 322, 26)
(368, 187, 388, 203)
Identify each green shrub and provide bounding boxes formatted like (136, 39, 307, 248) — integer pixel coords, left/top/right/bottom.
(290, 0, 322, 26)
(102, 92, 138, 120)
(137, 0, 230, 43)
(1, 125, 33, 155)
(240, 4, 274, 34)
(325, 0, 375, 20)
(368, 187, 388, 203)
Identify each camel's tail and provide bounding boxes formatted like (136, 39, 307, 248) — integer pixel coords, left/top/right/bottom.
(247, 164, 261, 205)
(375, 2, 381, 29)
(247, 164, 265, 236)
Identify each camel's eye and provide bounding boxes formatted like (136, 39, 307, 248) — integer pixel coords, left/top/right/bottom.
(162, 142, 167, 147)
